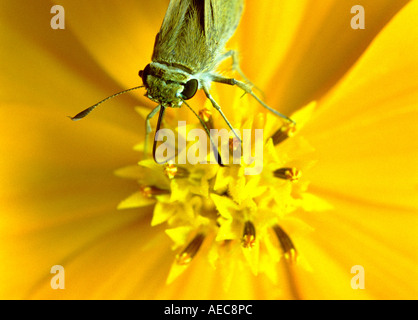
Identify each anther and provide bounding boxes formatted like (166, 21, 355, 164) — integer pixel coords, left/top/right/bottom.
(164, 162, 190, 179)
(241, 221, 256, 249)
(229, 136, 242, 154)
(199, 107, 214, 130)
(273, 225, 297, 263)
(140, 185, 170, 198)
(176, 233, 205, 265)
(273, 167, 301, 182)
(271, 122, 296, 145)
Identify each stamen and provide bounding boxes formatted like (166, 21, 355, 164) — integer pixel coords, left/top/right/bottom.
(273, 225, 297, 263)
(199, 107, 214, 130)
(220, 239, 233, 247)
(229, 136, 242, 154)
(271, 122, 296, 145)
(241, 221, 256, 249)
(140, 185, 170, 198)
(273, 167, 301, 182)
(176, 233, 205, 265)
(164, 162, 190, 179)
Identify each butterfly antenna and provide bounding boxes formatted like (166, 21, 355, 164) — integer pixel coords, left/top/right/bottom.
(69, 86, 144, 120)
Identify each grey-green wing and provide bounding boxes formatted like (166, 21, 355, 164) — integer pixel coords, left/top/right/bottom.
(152, 0, 244, 74)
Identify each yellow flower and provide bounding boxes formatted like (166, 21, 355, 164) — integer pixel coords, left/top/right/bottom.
(0, 0, 417, 300)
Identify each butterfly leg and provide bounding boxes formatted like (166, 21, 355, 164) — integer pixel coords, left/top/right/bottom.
(144, 105, 161, 159)
(217, 50, 262, 95)
(201, 84, 242, 143)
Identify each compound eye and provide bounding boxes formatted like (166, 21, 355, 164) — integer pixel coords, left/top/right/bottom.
(181, 79, 198, 100)
(139, 64, 151, 85)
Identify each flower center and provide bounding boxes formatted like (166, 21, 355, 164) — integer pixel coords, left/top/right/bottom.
(120, 100, 325, 285)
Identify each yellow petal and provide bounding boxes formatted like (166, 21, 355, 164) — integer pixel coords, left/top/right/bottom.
(302, 1, 418, 210)
(117, 191, 156, 209)
(51, 0, 166, 94)
(165, 226, 194, 249)
(151, 202, 175, 226)
(210, 194, 237, 220)
(242, 241, 260, 276)
(266, 0, 410, 115)
(296, 195, 418, 299)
